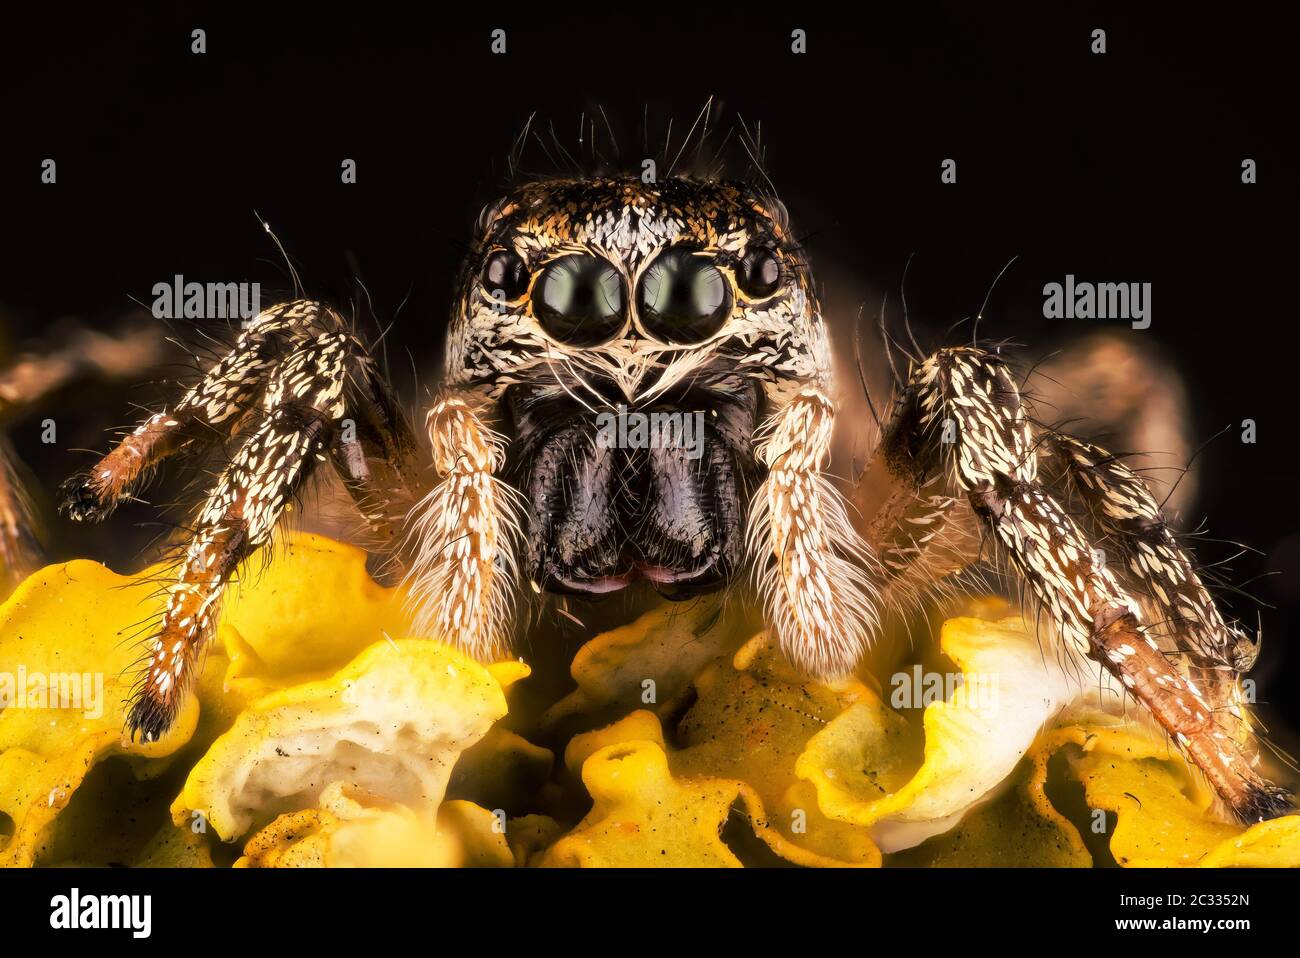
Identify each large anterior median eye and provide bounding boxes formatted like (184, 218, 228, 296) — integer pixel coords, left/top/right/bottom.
(636, 248, 731, 343)
(534, 254, 625, 346)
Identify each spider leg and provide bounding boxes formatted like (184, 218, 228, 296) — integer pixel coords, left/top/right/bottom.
(857, 470, 983, 621)
(402, 391, 523, 661)
(746, 387, 884, 679)
(60, 301, 336, 522)
(874, 346, 1289, 822)
(328, 351, 424, 548)
(54, 301, 419, 739)
(126, 330, 356, 739)
(1042, 435, 1263, 744)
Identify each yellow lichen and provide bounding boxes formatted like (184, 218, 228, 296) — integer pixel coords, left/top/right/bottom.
(219, 534, 411, 699)
(540, 598, 741, 732)
(1049, 725, 1300, 867)
(1, 534, 1296, 868)
(0, 560, 198, 866)
(797, 613, 1087, 852)
(235, 782, 458, 868)
(671, 636, 887, 867)
(542, 740, 747, 867)
(173, 637, 509, 840)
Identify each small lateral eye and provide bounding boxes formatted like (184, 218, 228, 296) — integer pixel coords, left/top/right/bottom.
(736, 247, 782, 298)
(482, 248, 529, 302)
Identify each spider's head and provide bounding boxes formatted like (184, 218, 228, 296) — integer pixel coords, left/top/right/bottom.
(443, 175, 827, 599)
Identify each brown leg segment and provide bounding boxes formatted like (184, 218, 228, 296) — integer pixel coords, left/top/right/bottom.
(1091, 605, 1288, 822)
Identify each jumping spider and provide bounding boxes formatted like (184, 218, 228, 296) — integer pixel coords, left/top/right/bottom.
(60, 174, 1291, 824)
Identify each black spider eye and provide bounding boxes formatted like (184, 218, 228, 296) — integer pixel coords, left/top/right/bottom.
(736, 247, 782, 298)
(534, 254, 625, 346)
(636, 248, 732, 343)
(481, 248, 529, 302)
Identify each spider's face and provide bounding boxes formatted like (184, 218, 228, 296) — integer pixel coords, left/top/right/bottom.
(443, 176, 828, 599)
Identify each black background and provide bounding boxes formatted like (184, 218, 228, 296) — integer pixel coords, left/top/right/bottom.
(2, 4, 1297, 742)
